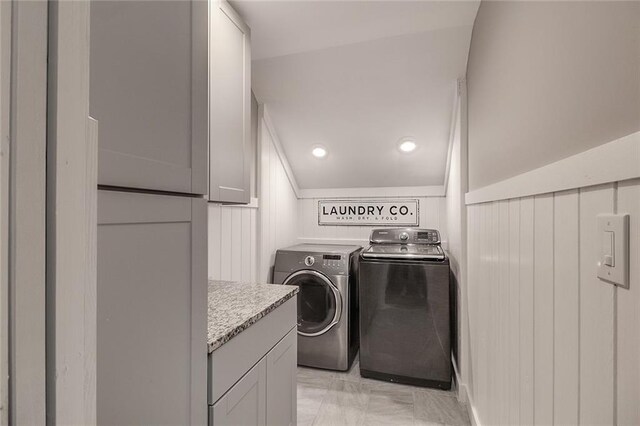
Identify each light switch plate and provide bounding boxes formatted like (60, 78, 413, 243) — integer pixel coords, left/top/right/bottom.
(597, 214, 630, 288)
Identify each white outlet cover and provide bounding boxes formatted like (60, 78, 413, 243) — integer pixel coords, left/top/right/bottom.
(597, 214, 630, 288)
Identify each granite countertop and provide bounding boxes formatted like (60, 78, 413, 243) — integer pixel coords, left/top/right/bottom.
(207, 280, 299, 353)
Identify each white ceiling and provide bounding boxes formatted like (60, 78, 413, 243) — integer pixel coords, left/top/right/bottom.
(231, 0, 480, 190)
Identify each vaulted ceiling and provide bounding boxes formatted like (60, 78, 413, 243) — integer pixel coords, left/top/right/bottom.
(231, 0, 480, 190)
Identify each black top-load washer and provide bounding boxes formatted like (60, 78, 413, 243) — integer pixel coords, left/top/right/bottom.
(359, 228, 451, 390)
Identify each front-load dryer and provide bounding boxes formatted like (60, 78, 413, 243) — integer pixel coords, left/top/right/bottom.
(273, 244, 361, 371)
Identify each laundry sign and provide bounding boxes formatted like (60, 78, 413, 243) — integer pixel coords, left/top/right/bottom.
(318, 199, 419, 226)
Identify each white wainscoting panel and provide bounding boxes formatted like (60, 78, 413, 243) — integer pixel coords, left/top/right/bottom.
(208, 203, 258, 283)
(552, 190, 580, 426)
(579, 184, 615, 425)
(616, 179, 640, 426)
(297, 196, 447, 246)
(258, 119, 298, 283)
(466, 179, 639, 426)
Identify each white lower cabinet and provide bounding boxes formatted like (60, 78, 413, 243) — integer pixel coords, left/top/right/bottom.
(266, 330, 297, 426)
(212, 359, 267, 426)
(209, 298, 297, 426)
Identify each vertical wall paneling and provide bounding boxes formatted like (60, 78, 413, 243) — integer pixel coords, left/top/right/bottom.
(579, 184, 615, 425)
(478, 203, 490, 424)
(258, 117, 298, 282)
(466, 204, 479, 406)
(508, 198, 521, 425)
(207, 203, 258, 282)
(533, 194, 554, 425)
(465, 178, 639, 426)
(221, 208, 232, 280)
(231, 209, 241, 279)
(208, 204, 221, 278)
(519, 196, 535, 425)
(553, 190, 580, 425)
(497, 200, 510, 425)
(488, 202, 499, 425)
(616, 179, 640, 425)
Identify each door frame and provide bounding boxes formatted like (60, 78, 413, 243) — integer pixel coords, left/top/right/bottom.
(7, 1, 48, 424)
(47, 1, 96, 424)
(0, 1, 10, 423)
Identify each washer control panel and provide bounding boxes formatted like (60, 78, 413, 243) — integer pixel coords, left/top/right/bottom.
(370, 228, 441, 245)
(322, 254, 345, 269)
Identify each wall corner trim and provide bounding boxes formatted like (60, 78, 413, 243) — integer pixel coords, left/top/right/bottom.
(465, 131, 640, 205)
(443, 83, 462, 195)
(259, 105, 301, 198)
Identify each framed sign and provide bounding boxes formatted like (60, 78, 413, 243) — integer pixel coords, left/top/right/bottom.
(318, 199, 419, 226)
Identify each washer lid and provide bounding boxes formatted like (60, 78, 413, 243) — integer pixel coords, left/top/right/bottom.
(361, 244, 445, 261)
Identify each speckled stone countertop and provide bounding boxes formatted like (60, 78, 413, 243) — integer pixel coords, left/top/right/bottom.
(207, 280, 298, 353)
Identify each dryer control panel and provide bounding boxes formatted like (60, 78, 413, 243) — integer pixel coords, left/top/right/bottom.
(322, 254, 345, 269)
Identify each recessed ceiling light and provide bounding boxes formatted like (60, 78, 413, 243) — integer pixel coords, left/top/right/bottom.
(312, 145, 327, 158)
(398, 139, 417, 153)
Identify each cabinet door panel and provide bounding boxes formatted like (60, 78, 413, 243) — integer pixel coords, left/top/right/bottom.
(266, 328, 297, 426)
(213, 359, 266, 426)
(209, 0, 251, 203)
(91, 1, 207, 194)
(97, 191, 207, 425)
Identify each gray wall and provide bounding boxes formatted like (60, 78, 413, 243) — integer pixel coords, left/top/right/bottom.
(467, 1, 640, 190)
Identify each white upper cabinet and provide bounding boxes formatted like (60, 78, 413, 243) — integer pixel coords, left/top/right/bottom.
(90, 1, 208, 195)
(209, 0, 251, 203)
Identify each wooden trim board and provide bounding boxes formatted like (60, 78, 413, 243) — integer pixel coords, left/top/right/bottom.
(47, 1, 95, 423)
(11, 2, 47, 423)
(0, 2, 10, 422)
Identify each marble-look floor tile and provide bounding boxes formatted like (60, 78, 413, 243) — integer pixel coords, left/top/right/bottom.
(364, 391, 415, 425)
(298, 373, 332, 425)
(363, 412, 415, 426)
(313, 380, 370, 426)
(412, 419, 445, 426)
(298, 366, 337, 381)
(297, 360, 469, 426)
(413, 390, 470, 425)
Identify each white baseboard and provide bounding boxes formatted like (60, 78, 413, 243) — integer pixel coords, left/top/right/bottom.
(459, 382, 481, 426)
(453, 360, 481, 426)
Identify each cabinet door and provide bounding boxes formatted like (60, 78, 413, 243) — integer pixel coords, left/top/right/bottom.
(209, 0, 251, 203)
(91, 1, 208, 194)
(266, 328, 297, 426)
(97, 191, 207, 425)
(213, 359, 266, 426)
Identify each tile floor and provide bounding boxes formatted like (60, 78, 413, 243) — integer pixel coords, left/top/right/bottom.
(297, 359, 471, 426)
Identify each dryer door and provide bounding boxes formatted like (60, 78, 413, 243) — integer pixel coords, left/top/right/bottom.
(283, 270, 342, 337)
